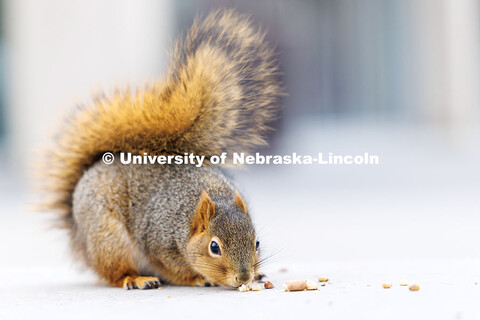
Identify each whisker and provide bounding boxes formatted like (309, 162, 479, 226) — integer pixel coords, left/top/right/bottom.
(254, 249, 281, 268)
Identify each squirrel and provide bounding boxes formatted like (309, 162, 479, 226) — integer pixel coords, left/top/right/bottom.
(42, 9, 282, 290)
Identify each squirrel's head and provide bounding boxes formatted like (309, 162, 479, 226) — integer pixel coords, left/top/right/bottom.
(186, 190, 260, 288)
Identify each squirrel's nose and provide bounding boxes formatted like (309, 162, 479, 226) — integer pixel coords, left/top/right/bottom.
(235, 270, 253, 284)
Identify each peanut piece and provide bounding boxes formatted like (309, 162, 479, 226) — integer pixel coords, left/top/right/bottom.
(283, 280, 307, 292)
(238, 284, 248, 292)
(248, 283, 262, 291)
(382, 283, 392, 289)
(305, 279, 318, 290)
(318, 277, 329, 282)
(264, 281, 274, 289)
(409, 284, 420, 291)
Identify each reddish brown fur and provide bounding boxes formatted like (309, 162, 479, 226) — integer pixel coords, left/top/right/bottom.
(234, 190, 248, 214)
(191, 191, 216, 234)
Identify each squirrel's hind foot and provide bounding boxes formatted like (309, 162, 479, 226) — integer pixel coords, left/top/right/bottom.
(122, 276, 161, 290)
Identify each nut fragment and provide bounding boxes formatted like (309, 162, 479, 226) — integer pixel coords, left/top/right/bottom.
(382, 283, 392, 289)
(318, 277, 329, 282)
(264, 281, 274, 289)
(409, 284, 420, 291)
(283, 280, 307, 292)
(238, 284, 248, 292)
(305, 279, 318, 290)
(248, 283, 262, 291)
(399, 283, 408, 286)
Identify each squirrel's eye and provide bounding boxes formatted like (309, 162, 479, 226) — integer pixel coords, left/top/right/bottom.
(209, 241, 221, 256)
(255, 240, 260, 251)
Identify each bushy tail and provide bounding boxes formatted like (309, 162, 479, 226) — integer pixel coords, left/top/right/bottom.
(42, 9, 282, 226)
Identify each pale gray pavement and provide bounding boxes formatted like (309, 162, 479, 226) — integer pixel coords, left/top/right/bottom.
(1, 120, 479, 320)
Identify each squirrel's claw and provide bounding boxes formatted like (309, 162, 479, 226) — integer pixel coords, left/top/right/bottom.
(123, 277, 135, 290)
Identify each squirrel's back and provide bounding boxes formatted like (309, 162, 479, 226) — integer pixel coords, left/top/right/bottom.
(42, 9, 282, 227)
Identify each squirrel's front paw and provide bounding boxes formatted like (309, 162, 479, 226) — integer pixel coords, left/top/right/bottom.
(192, 277, 218, 287)
(255, 273, 266, 281)
(203, 281, 219, 287)
(123, 276, 161, 290)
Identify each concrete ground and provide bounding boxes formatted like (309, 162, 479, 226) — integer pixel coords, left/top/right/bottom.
(1, 119, 479, 319)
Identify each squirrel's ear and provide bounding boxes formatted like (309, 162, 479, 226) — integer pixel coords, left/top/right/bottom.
(234, 190, 248, 215)
(192, 190, 215, 233)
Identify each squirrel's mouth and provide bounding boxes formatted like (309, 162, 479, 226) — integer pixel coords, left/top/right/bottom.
(218, 278, 241, 289)
(222, 273, 254, 288)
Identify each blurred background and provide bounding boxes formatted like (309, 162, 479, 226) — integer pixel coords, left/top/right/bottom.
(1, 0, 480, 277)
